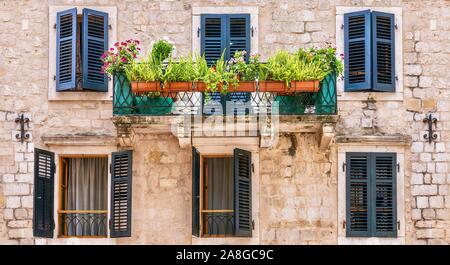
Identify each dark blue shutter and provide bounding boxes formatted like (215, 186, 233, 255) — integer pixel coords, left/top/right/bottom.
(233, 148, 252, 237)
(227, 14, 251, 108)
(372, 12, 395, 92)
(344, 10, 372, 91)
(110, 150, 132, 238)
(228, 14, 250, 61)
(372, 153, 397, 237)
(56, 8, 77, 91)
(346, 153, 370, 237)
(192, 147, 201, 237)
(82, 8, 108, 91)
(201, 14, 226, 66)
(33, 149, 55, 238)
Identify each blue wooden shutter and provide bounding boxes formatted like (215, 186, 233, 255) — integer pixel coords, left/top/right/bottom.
(228, 14, 250, 61)
(110, 150, 132, 237)
(201, 14, 226, 66)
(227, 14, 251, 107)
(56, 8, 77, 91)
(346, 153, 370, 237)
(233, 148, 252, 237)
(192, 147, 201, 237)
(344, 10, 372, 91)
(372, 12, 395, 92)
(33, 148, 55, 238)
(372, 153, 397, 237)
(82, 8, 108, 91)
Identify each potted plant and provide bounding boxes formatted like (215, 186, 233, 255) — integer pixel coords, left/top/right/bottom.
(227, 50, 259, 92)
(258, 51, 292, 93)
(163, 55, 196, 92)
(126, 55, 163, 94)
(193, 55, 209, 92)
(101, 39, 140, 114)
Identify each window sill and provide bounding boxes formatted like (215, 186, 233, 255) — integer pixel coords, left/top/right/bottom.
(48, 91, 112, 101)
(337, 91, 403, 101)
(192, 236, 258, 245)
(338, 236, 404, 245)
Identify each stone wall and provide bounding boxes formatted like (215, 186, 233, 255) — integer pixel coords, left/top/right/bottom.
(0, 0, 449, 244)
(260, 134, 337, 244)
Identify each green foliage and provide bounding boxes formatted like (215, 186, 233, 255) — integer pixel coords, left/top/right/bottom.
(151, 39, 174, 64)
(163, 56, 197, 82)
(124, 53, 163, 82)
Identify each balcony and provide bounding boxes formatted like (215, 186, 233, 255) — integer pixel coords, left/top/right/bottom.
(111, 73, 338, 150)
(112, 73, 337, 116)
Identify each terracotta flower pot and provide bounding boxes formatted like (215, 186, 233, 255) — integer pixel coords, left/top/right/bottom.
(131, 81, 161, 94)
(234, 81, 256, 92)
(163, 81, 193, 92)
(258, 81, 287, 93)
(194, 82, 207, 92)
(290, 80, 320, 93)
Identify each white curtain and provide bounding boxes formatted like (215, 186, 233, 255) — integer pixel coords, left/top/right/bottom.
(206, 157, 233, 234)
(67, 158, 107, 236)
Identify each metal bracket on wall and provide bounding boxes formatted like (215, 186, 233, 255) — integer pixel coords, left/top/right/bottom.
(15, 113, 30, 143)
(423, 113, 438, 143)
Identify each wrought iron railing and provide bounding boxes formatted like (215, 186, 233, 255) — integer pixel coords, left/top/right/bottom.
(58, 210, 108, 237)
(112, 73, 336, 116)
(202, 210, 235, 236)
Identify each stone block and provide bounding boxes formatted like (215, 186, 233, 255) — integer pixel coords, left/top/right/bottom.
(412, 185, 438, 196)
(416, 196, 429, 208)
(3, 183, 29, 196)
(6, 196, 21, 208)
(429, 196, 444, 208)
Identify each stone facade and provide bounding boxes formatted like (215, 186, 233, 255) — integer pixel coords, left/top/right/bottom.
(0, 0, 449, 244)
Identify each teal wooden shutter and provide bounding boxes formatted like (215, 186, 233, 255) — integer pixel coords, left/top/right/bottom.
(56, 8, 77, 91)
(82, 8, 108, 91)
(344, 10, 372, 91)
(110, 150, 132, 237)
(192, 147, 201, 237)
(201, 14, 226, 66)
(346, 153, 370, 237)
(33, 148, 55, 238)
(372, 153, 397, 237)
(233, 148, 252, 237)
(372, 12, 395, 92)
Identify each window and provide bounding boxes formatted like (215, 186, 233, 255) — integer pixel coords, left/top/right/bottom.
(56, 8, 108, 92)
(58, 156, 108, 237)
(33, 149, 133, 239)
(192, 148, 252, 237)
(346, 152, 397, 237)
(200, 14, 251, 114)
(344, 10, 395, 92)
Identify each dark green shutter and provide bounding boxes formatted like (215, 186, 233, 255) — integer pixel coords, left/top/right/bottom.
(372, 12, 395, 92)
(82, 8, 108, 91)
(233, 148, 252, 237)
(344, 10, 372, 91)
(372, 153, 397, 237)
(56, 8, 77, 91)
(33, 148, 55, 238)
(346, 153, 370, 237)
(192, 147, 201, 237)
(110, 150, 132, 238)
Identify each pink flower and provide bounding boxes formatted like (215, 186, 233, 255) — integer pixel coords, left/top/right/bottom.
(114, 42, 119, 46)
(110, 48, 114, 51)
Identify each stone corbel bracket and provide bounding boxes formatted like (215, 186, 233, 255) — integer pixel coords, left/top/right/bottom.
(319, 122, 336, 151)
(115, 122, 135, 147)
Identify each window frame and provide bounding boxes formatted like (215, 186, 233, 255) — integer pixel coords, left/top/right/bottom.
(191, 138, 260, 245)
(48, 6, 117, 101)
(337, 144, 405, 245)
(192, 6, 259, 57)
(57, 154, 109, 238)
(199, 154, 235, 237)
(336, 6, 403, 101)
